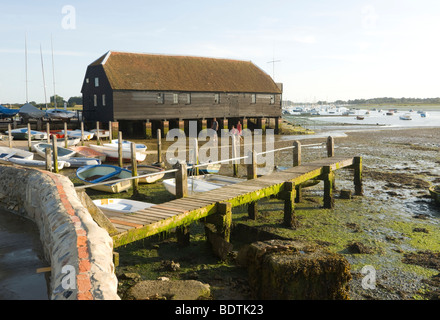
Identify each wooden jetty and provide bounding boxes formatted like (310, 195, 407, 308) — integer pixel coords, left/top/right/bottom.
(108, 154, 363, 248)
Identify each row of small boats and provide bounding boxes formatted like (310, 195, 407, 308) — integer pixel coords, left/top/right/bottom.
(5, 127, 105, 141)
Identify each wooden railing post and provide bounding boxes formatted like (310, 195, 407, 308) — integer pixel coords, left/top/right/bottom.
(130, 142, 138, 194)
(232, 135, 238, 177)
(27, 123, 32, 151)
(118, 131, 123, 168)
(7, 124, 12, 148)
(293, 140, 301, 167)
(354, 156, 363, 196)
(45, 147, 52, 172)
(156, 128, 164, 167)
(323, 166, 334, 209)
(52, 135, 59, 173)
(175, 161, 188, 199)
(108, 121, 112, 142)
(46, 122, 50, 143)
(64, 122, 68, 148)
(327, 136, 334, 157)
(283, 181, 298, 228)
(80, 121, 85, 146)
(96, 121, 101, 145)
(247, 149, 257, 180)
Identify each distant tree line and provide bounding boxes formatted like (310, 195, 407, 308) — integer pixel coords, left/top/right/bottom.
(3, 96, 82, 109)
(334, 97, 440, 105)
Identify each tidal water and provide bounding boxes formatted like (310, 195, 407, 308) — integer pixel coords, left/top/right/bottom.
(0, 209, 49, 300)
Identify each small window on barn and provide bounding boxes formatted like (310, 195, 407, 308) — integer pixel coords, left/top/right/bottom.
(186, 93, 191, 104)
(214, 93, 220, 104)
(86, 78, 89, 84)
(157, 93, 164, 104)
(93, 94, 97, 107)
(251, 94, 256, 104)
(102, 94, 106, 106)
(95, 77, 99, 87)
(173, 93, 179, 104)
(270, 94, 275, 105)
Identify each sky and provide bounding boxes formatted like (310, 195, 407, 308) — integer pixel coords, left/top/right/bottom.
(1, 0, 439, 105)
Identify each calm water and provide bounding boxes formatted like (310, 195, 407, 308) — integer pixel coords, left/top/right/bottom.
(0, 209, 49, 300)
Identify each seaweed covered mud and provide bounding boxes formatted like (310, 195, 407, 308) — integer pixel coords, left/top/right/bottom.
(53, 123, 439, 300)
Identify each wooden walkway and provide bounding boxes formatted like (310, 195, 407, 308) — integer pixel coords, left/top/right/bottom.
(108, 156, 362, 248)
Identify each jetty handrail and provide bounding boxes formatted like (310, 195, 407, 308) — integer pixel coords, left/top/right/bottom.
(74, 138, 332, 190)
(74, 168, 178, 190)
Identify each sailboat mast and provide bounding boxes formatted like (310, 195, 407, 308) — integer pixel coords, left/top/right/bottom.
(51, 35, 57, 109)
(25, 33, 29, 103)
(40, 44, 48, 110)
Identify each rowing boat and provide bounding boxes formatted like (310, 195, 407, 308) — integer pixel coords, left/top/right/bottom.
(125, 165, 165, 183)
(162, 174, 245, 195)
(33, 142, 77, 160)
(76, 164, 133, 193)
(92, 198, 155, 214)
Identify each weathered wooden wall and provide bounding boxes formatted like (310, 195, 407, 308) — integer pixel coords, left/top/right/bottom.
(112, 91, 281, 121)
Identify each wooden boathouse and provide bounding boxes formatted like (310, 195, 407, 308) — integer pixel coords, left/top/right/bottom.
(81, 51, 283, 138)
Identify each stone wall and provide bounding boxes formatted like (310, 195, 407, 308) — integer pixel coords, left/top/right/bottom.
(0, 165, 120, 300)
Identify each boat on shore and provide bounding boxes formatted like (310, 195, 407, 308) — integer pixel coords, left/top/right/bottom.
(45, 108, 76, 120)
(92, 198, 155, 214)
(5, 157, 70, 170)
(0, 105, 19, 119)
(90, 129, 110, 139)
(399, 114, 412, 120)
(105, 139, 148, 152)
(356, 115, 365, 120)
(33, 142, 76, 160)
(64, 157, 101, 168)
(76, 164, 133, 193)
(125, 165, 165, 183)
(187, 161, 221, 174)
(0, 146, 34, 164)
(6, 128, 47, 140)
(89, 144, 147, 162)
(162, 174, 245, 195)
(69, 146, 107, 161)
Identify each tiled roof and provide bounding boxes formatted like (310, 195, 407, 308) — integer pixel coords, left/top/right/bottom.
(89, 51, 281, 93)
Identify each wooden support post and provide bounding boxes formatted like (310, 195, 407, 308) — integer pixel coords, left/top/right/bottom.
(175, 161, 188, 199)
(130, 142, 138, 194)
(205, 202, 233, 259)
(118, 131, 123, 168)
(7, 124, 12, 148)
(293, 140, 301, 167)
(178, 119, 185, 133)
(64, 122, 68, 148)
(247, 149, 257, 180)
(176, 226, 190, 247)
(144, 120, 152, 139)
(46, 123, 50, 143)
(52, 135, 59, 173)
(108, 121, 112, 142)
(45, 147, 52, 172)
(162, 120, 169, 137)
(242, 117, 247, 130)
(248, 202, 258, 220)
(275, 117, 282, 134)
(201, 119, 207, 131)
(283, 181, 298, 228)
(354, 156, 363, 196)
(27, 123, 32, 151)
(111, 122, 119, 140)
(323, 166, 335, 209)
(80, 121, 85, 146)
(96, 121, 101, 145)
(327, 136, 334, 157)
(222, 118, 228, 131)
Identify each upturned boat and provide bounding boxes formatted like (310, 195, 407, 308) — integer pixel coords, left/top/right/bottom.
(69, 146, 107, 161)
(6, 128, 47, 140)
